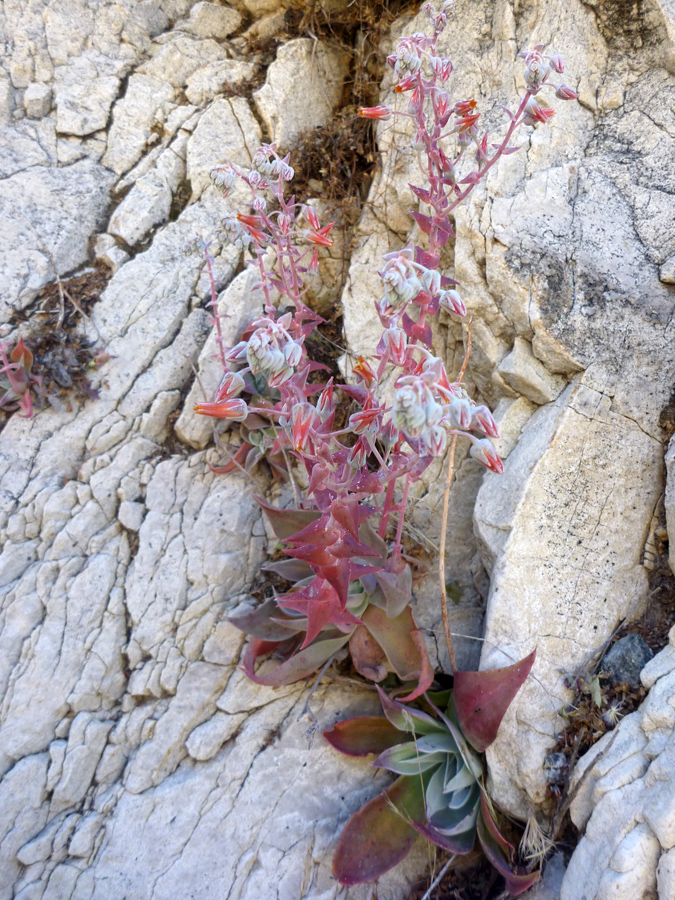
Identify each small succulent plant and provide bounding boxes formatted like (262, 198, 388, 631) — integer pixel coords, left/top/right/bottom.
(0, 337, 41, 418)
(324, 651, 539, 893)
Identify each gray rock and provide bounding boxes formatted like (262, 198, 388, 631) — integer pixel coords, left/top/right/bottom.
(178, 2, 243, 40)
(185, 58, 259, 106)
(602, 634, 654, 687)
(24, 83, 52, 119)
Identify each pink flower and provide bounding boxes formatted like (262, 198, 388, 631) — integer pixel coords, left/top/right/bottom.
(555, 84, 578, 101)
(214, 371, 245, 402)
(472, 405, 499, 438)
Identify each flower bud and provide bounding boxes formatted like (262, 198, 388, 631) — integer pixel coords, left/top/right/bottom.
(419, 267, 442, 296)
(214, 371, 245, 402)
(384, 327, 408, 366)
(290, 403, 316, 451)
(392, 384, 428, 439)
(548, 54, 565, 74)
(317, 379, 335, 421)
(252, 196, 267, 213)
(348, 438, 368, 469)
(283, 340, 303, 368)
(555, 84, 578, 101)
(524, 59, 551, 93)
(448, 397, 472, 430)
(439, 289, 466, 317)
(420, 424, 447, 457)
(224, 340, 249, 365)
(278, 213, 292, 235)
(471, 404, 499, 438)
(469, 437, 503, 473)
(358, 105, 392, 120)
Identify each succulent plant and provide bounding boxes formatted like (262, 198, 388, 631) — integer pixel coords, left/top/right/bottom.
(324, 652, 539, 893)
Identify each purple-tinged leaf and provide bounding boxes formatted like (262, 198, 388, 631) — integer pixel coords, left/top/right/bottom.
(227, 600, 299, 641)
(411, 818, 476, 855)
(411, 211, 433, 234)
(409, 184, 432, 203)
(414, 247, 440, 269)
(477, 797, 540, 896)
(376, 687, 446, 736)
(374, 555, 412, 618)
(358, 521, 387, 559)
(253, 495, 320, 540)
(324, 717, 402, 757)
(491, 143, 522, 155)
(242, 634, 349, 686)
(453, 649, 536, 751)
(332, 776, 424, 885)
(260, 558, 313, 581)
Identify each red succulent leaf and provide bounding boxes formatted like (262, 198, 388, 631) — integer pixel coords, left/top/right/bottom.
(477, 797, 540, 896)
(362, 606, 434, 701)
(253, 495, 321, 540)
(453, 649, 536, 751)
(332, 776, 425, 885)
(323, 716, 402, 757)
(414, 247, 440, 269)
(411, 211, 433, 235)
(260, 558, 313, 581)
(242, 633, 350, 686)
(10, 337, 33, 378)
(279, 578, 362, 647)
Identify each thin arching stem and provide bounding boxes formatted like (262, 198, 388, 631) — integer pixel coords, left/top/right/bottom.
(438, 317, 473, 674)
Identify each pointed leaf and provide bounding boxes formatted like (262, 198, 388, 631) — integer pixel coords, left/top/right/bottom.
(376, 687, 446, 736)
(374, 744, 447, 776)
(227, 600, 300, 641)
(260, 558, 314, 581)
(253, 495, 320, 540)
(453, 650, 536, 751)
(411, 818, 476, 855)
(332, 776, 424, 885)
(374, 555, 412, 618)
(477, 799, 540, 896)
(242, 634, 349, 687)
(324, 717, 403, 757)
(362, 605, 433, 701)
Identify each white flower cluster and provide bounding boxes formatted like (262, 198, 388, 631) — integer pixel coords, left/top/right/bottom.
(226, 313, 304, 389)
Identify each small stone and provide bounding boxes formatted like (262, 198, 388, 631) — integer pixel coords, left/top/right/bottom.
(601, 634, 654, 687)
(118, 501, 144, 532)
(178, 3, 243, 40)
(660, 254, 675, 284)
(24, 83, 52, 119)
(496, 338, 567, 405)
(93, 234, 129, 274)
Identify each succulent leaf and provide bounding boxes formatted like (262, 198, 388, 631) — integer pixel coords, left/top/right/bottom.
(323, 717, 403, 757)
(453, 649, 536, 751)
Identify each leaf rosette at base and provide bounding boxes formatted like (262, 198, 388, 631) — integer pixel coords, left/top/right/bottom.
(324, 652, 538, 894)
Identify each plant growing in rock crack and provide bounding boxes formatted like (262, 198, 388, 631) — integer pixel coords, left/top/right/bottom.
(324, 651, 537, 891)
(188, 0, 577, 885)
(0, 337, 42, 419)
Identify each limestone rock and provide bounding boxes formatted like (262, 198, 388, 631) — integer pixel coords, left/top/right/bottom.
(103, 74, 176, 176)
(496, 337, 567, 405)
(253, 38, 349, 149)
(185, 96, 261, 199)
(55, 74, 120, 137)
(24, 83, 52, 119)
(178, 3, 243, 39)
(0, 159, 114, 321)
(138, 34, 227, 88)
(185, 58, 259, 106)
(93, 233, 129, 274)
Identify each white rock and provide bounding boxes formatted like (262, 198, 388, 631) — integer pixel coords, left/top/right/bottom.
(93, 233, 129, 274)
(139, 34, 227, 88)
(185, 711, 246, 760)
(657, 847, 675, 899)
(185, 58, 259, 106)
(24, 83, 52, 119)
(67, 812, 104, 859)
(497, 337, 567, 405)
(118, 501, 144, 532)
(178, 3, 243, 39)
(0, 159, 115, 320)
(103, 74, 175, 176)
(55, 75, 120, 137)
(660, 254, 675, 284)
(666, 435, 675, 577)
(0, 754, 49, 898)
(186, 96, 261, 199)
(253, 39, 350, 149)
(108, 172, 172, 246)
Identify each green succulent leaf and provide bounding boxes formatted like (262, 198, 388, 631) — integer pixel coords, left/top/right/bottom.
(373, 743, 447, 776)
(377, 687, 447, 736)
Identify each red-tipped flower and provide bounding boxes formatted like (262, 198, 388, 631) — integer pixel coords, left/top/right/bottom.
(358, 105, 392, 120)
(194, 399, 248, 421)
(555, 84, 578, 101)
(470, 437, 504, 474)
(305, 222, 335, 247)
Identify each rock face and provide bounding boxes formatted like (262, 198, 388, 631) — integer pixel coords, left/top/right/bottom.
(1, 0, 675, 899)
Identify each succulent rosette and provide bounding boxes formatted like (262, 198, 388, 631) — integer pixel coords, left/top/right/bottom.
(324, 651, 539, 893)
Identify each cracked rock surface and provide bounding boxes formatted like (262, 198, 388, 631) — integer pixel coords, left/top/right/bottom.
(1, 0, 675, 899)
